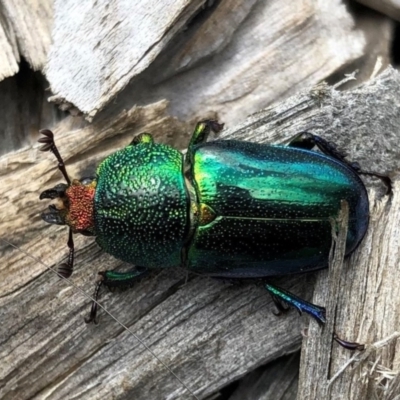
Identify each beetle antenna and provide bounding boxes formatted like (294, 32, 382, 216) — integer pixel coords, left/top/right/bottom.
(38, 129, 71, 185)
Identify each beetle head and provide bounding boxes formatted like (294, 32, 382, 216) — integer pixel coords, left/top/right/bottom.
(39, 129, 97, 235)
(40, 178, 96, 235)
(38, 129, 96, 278)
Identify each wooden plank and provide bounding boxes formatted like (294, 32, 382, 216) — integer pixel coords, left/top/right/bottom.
(0, 0, 52, 80)
(46, 0, 207, 119)
(46, 0, 367, 120)
(227, 353, 299, 400)
(1, 67, 399, 399)
(0, 11, 19, 80)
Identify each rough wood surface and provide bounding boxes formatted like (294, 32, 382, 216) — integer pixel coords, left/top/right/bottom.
(331, 5, 394, 89)
(46, 0, 208, 118)
(0, 0, 52, 80)
(227, 353, 299, 400)
(0, 1, 396, 160)
(1, 67, 399, 400)
(356, 0, 400, 21)
(46, 0, 367, 120)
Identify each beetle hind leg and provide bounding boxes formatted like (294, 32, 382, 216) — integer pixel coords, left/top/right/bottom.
(265, 282, 365, 350)
(288, 132, 392, 193)
(265, 282, 326, 325)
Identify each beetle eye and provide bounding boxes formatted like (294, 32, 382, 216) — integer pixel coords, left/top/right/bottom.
(81, 177, 95, 185)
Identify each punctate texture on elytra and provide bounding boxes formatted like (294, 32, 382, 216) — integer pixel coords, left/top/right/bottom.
(39, 120, 377, 337)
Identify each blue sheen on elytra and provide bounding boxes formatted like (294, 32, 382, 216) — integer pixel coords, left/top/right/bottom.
(187, 140, 369, 276)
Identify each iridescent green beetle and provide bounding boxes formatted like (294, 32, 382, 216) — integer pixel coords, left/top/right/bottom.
(39, 121, 389, 348)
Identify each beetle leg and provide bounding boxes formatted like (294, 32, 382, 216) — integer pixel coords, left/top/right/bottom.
(266, 283, 365, 350)
(265, 282, 326, 325)
(286, 132, 316, 150)
(186, 120, 224, 166)
(85, 267, 149, 324)
(288, 132, 392, 193)
(129, 132, 154, 146)
(57, 228, 75, 278)
(333, 333, 365, 351)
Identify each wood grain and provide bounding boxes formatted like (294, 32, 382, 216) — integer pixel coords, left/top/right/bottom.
(46, 0, 367, 120)
(46, 0, 207, 119)
(0, 0, 52, 80)
(1, 67, 399, 400)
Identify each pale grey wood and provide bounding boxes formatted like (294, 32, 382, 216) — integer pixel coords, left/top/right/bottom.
(356, 0, 400, 21)
(0, 9, 19, 80)
(153, 0, 259, 82)
(228, 353, 299, 400)
(46, 0, 207, 119)
(0, 98, 305, 400)
(0, 0, 52, 80)
(297, 201, 350, 399)
(329, 5, 394, 90)
(1, 68, 399, 400)
(46, 0, 367, 121)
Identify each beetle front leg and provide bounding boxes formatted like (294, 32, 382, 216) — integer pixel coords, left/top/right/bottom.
(85, 267, 149, 324)
(186, 120, 224, 166)
(287, 132, 392, 193)
(129, 132, 154, 146)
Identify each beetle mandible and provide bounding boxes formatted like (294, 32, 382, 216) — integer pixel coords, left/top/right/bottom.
(38, 120, 390, 349)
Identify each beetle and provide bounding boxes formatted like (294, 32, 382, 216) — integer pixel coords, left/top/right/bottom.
(38, 120, 390, 349)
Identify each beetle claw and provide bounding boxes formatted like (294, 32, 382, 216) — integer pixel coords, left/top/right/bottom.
(333, 332, 365, 351)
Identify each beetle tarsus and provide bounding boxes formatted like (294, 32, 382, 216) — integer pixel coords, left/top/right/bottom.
(333, 332, 365, 351)
(265, 282, 327, 325)
(85, 274, 105, 324)
(189, 119, 224, 147)
(56, 229, 74, 278)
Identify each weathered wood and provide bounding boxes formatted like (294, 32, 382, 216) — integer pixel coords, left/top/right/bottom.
(298, 189, 400, 400)
(46, 0, 367, 120)
(356, 0, 400, 21)
(227, 353, 299, 400)
(46, 0, 208, 118)
(0, 99, 305, 400)
(0, 0, 52, 80)
(330, 5, 394, 89)
(1, 67, 399, 400)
